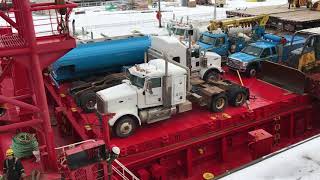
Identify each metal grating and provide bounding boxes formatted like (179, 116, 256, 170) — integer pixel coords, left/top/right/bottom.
(0, 34, 26, 49)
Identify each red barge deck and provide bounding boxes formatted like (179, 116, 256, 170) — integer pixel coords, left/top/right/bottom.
(43, 68, 320, 179)
(0, 1, 319, 179)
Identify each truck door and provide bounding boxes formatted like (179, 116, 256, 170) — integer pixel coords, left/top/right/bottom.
(213, 36, 228, 56)
(191, 48, 201, 72)
(270, 47, 278, 62)
(260, 48, 273, 62)
(145, 77, 163, 106)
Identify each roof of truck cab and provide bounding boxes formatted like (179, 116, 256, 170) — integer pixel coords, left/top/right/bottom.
(299, 27, 320, 35)
(129, 59, 187, 78)
(201, 31, 226, 38)
(250, 41, 275, 49)
(152, 36, 183, 45)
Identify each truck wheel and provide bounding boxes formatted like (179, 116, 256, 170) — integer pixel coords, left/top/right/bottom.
(246, 66, 257, 77)
(211, 93, 227, 112)
(79, 90, 96, 113)
(204, 70, 221, 82)
(229, 88, 247, 107)
(114, 116, 137, 138)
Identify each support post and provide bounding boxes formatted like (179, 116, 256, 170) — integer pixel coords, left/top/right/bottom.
(186, 148, 192, 177)
(221, 137, 227, 161)
(158, 0, 162, 28)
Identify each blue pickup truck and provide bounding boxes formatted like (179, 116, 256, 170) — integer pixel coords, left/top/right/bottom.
(197, 26, 265, 59)
(227, 34, 306, 77)
(198, 32, 247, 58)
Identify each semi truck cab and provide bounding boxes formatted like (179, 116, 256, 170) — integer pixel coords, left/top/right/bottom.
(149, 36, 224, 81)
(96, 59, 191, 138)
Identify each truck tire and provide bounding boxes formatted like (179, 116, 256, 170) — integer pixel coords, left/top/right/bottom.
(229, 88, 247, 107)
(211, 93, 227, 112)
(79, 90, 96, 113)
(246, 65, 258, 77)
(204, 70, 221, 82)
(114, 116, 137, 138)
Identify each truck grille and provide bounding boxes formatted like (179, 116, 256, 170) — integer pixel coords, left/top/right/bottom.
(227, 58, 242, 69)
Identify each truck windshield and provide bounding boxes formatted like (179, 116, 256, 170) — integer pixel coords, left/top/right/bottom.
(241, 45, 263, 57)
(129, 74, 145, 88)
(199, 35, 215, 45)
(175, 28, 186, 36)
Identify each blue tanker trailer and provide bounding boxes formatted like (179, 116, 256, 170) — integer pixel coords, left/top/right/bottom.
(49, 34, 151, 112)
(50, 34, 151, 82)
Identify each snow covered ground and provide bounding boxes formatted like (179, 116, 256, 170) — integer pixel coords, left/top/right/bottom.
(0, 0, 289, 39)
(70, 0, 288, 39)
(219, 135, 320, 180)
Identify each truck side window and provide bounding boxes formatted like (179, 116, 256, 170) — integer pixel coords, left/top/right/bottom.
(215, 37, 225, 47)
(261, 48, 271, 58)
(271, 47, 277, 55)
(173, 57, 180, 63)
(191, 49, 200, 58)
(150, 78, 161, 88)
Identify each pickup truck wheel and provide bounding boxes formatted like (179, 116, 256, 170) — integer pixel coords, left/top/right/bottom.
(79, 90, 96, 113)
(246, 66, 257, 77)
(230, 88, 247, 107)
(204, 70, 221, 82)
(211, 93, 227, 112)
(114, 116, 137, 138)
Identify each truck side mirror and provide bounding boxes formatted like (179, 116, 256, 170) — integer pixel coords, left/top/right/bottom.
(146, 80, 153, 94)
(188, 29, 193, 36)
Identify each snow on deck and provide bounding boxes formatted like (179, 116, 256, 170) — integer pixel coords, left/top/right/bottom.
(218, 135, 320, 180)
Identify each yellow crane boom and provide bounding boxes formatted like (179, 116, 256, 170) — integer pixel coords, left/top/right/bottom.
(208, 14, 269, 32)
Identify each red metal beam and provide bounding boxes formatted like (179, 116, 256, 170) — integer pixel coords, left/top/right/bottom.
(0, 48, 30, 57)
(0, 119, 42, 132)
(0, 59, 13, 83)
(30, 2, 77, 11)
(0, 94, 40, 112)
(0, 11, 17, 29)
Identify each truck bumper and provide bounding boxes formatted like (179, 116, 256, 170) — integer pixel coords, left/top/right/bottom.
(226, 64, 246, 72)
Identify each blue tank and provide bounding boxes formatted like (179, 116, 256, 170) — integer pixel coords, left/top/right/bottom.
(50, 35, 151, 82)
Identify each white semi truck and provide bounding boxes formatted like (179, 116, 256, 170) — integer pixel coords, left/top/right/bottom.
(96, 58, 249, 138)
(148, 36, 224, 81)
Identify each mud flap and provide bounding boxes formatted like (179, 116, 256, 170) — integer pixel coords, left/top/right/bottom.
(258, 61, 306, 94)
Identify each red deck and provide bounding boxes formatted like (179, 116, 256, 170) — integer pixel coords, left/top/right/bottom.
(43, 68, 320, 179)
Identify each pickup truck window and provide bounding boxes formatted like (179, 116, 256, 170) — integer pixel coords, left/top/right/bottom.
(215, 37, 225, 47)
(199, 35, 215, 45)
(261, 48, 271, 58)
(241, 45, 263, 57)
(130, 75, 145, 88)
(271, 47, 277, 55)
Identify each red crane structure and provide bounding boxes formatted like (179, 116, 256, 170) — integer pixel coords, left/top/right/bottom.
(0, 0, 76, 171)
